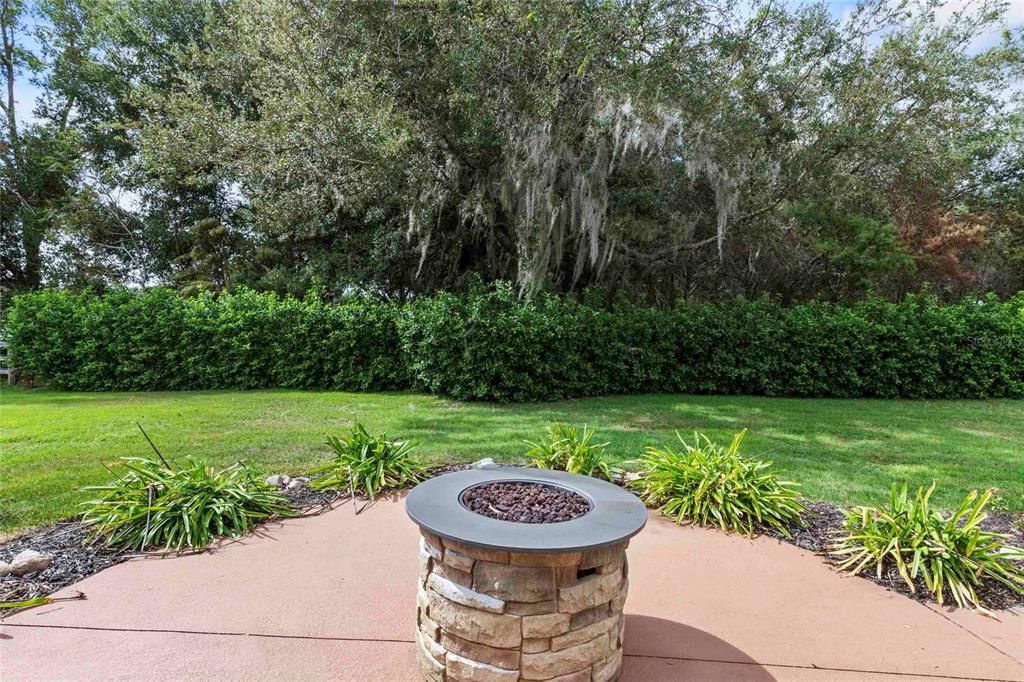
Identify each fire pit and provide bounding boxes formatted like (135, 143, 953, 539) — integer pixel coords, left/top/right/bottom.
(406, 467, 647, 682)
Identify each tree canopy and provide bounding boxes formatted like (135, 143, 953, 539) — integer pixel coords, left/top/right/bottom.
(2, 0, 1023, 303)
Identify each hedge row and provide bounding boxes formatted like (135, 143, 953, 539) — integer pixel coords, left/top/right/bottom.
(7, 286, 1024, 400)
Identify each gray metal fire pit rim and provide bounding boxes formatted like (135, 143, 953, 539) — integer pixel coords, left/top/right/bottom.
(405, 467, 647, 553)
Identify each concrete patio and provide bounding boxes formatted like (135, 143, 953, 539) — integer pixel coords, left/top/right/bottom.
(1, 496, 1021, 681)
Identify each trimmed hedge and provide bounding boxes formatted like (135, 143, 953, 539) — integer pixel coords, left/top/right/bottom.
(5, 288, 407, 392)
(7, 285, 1024, 400)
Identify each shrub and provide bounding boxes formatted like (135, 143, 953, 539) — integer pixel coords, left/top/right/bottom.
(310, 422, 426, 498)
(526, 423, 616, 480)
(831, 483, 1024, 609)
(630, 429, 804, 536)
(8, 286, 1023, 400)
(81, 456, 293, 550)
(6, 288, 407, 391)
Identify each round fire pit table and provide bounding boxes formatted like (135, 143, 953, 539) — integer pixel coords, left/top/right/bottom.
(406, 467, 647, 682)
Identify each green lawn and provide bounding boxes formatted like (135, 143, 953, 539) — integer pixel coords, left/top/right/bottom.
(2, 388, 1022, 536)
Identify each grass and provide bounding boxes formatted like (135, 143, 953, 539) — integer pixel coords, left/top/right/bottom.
(1, 387, 1022, 536)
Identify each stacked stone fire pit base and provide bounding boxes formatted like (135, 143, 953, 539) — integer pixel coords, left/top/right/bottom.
(406, 468, 646, 682)
(416, 530, 628, 682)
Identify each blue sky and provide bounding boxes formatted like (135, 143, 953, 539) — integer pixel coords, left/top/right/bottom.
(828, 0, 1024, 43)
(9, 1, 1024, 127)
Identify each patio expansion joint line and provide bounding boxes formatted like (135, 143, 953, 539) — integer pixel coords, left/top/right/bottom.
(619, 652, 1022, 682)
(922, 603, 1023, 667)
(2, 623, 1020, 682)
(0, 622, 414, 645)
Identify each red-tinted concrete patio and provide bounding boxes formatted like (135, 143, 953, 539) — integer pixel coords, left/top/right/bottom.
(1, 496, 1021, 681)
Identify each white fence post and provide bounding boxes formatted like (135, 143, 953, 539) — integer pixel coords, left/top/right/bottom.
(0, 340, 15, 385)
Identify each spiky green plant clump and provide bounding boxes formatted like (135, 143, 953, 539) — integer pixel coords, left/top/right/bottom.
(526, 423, 616, 480)
(82, 457, 293, 551)
(832, 483, 1024, 609)
(630, 429, 804, 536)
(310, 422, 425, 498)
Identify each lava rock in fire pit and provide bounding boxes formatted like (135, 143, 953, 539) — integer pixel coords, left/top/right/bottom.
(461, 481, 590, 524)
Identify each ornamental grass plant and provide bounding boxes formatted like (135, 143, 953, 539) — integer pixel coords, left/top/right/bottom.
(831, 483, 1024, 609)
(310, 422, 426, 498)
(630, 429, 804, 536)
(82, 456, 293, 551)
(526, 423, 617, 480)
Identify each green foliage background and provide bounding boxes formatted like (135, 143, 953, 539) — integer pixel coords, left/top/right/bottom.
(3, 0, 1024, 302)
(9, 286, 1023, 400)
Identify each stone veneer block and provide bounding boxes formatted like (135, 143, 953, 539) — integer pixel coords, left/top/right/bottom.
(416, 630, 446, 682)
(555, 565, 577, 587)
(520, 634, 610, 680)
(570, 602, 610, 630)
(428, 572, 505, 614)
(550, 614, 619, 652)
(595, 555, 624, 575)
(418, 627, 447, 661)
(446, 651, 519, 681)
(546, 669, 592, 682)
(522, 637, 550, 653)
(444, 538, 510, 564)
(509, 551, 582, 567)
(444, 548, 476, 572)
(610, 577, 628, 614)
(558, 569, 623, 614)
(419, 613, 441, 641)
(579, 543, 627, 570)
(428, 590, 522, 648)
(418, 541, 433, 577)
(522, 612, 571, 638)
(421, 533, 444, 561)
(506, 600, 557, 616)
(434, 561, 473, 587)
(592, 649, 623, 682)
(473, 561, 555, 602)
(441, 631, 521, 670)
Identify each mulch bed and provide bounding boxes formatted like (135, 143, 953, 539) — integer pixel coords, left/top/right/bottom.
(767, 500, 1024, 611)
(3, 464, 1020, 615)
(0, 481, 340, 617)
(0, 462, 478, 616)
(279, 479, 344, 511)
(426, 463, 475, 477)
(461, 481, 590, 523)
(0, 523, 127, 613)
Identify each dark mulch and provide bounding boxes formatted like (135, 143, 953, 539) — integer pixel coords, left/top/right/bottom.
(0, 483, 339, 617)
(461, 481, 590, 523)
(280, 479, 344, 511)
(6, 461, 1018, 615)
(767, 500, 1024, 611)
(426, 462, 475, 476)
(0, 462, 481, 615)
(1, 522, 127, 615)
